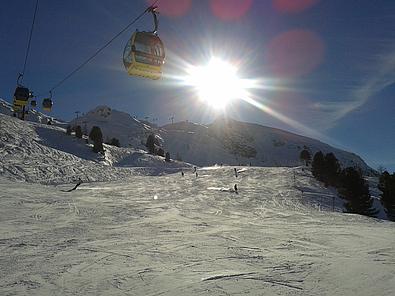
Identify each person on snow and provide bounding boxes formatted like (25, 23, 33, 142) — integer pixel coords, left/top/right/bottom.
(234, 168, 238, 178)
(62, 178, 83, 192)
(234, 184, 238, 194)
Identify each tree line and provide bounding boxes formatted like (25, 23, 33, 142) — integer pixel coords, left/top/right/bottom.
(66, 126, 174, 163)
(66, 125, 120, 153)
(378, 171, 395, 221)
(146, 134, 171, 162)
(301, 148, 395, 220)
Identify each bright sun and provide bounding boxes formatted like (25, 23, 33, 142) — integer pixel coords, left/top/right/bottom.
(184, 58, 249, 109)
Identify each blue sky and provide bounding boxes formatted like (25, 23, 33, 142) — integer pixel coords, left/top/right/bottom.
(1, 0, 394, 171)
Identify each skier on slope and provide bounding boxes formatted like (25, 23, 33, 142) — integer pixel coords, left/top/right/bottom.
(62, 178, 83, 192)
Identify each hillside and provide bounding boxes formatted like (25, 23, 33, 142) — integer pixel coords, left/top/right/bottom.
(70, 106, 155, 150)
(0, 113, 190, 184)
(64, 105, 375, 174)
(162, 118, 374, 174)
(0, 101, 377, 175)
(0, 98, 64, 125)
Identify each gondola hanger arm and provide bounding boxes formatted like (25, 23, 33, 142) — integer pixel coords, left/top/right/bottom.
(147, 6, 159, 34)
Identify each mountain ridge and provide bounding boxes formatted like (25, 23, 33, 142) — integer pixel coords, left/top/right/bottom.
(0, 101, 375, 175)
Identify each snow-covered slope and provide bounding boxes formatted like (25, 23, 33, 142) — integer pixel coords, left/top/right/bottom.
(1, 166, 394, 295)
(0, 114, 190, 184)
(1, 100, 375, 176)
(66, 106, 374, 174)
(162, 118, 374, 174)
(70, 106, 155, 150)
(0, 98, 64, 125)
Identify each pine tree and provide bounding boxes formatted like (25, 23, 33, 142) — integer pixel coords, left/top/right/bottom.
(89, 126, 104, 153)
(75, 125, 83, 139)
(157, 148, 165, 157)
(339, 167, 378, 217)
(165, 152, 171, 162)
(66, 125, 72, 135)
(300, 149, 311, 166)
(312, 151, 325, 181)
(108, 138, 120, 147)
(146, 134, 156, 154)
(323, 153, 341, 187)
(378, 171, 395, 221)
(312, 152, 341, 187)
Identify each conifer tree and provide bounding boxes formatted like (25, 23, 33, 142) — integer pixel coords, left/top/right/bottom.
(323, 153, 341, 187)
(157, 148, 165, 157)
(89, 126, 104, 153)
(165, 152, 171, 162)
(66, 125, 72, 135)
(312, 151, 325, 181)
(339, 167, 377, 217)
(108, 138, 120, 147)
(75, 125, 83, 139)
(146, 134, 156, 154)
(378, 171, 395, 221)
(300, 149, 311, 166)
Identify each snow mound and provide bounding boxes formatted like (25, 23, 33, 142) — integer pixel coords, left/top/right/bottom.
(0, 114, 190, 184)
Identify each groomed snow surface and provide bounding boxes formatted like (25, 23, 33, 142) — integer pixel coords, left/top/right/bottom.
(1, 166, 394, 296)
(0, 110, 394, 295)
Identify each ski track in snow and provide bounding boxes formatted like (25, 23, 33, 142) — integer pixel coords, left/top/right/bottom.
(1, 166, 394, 296)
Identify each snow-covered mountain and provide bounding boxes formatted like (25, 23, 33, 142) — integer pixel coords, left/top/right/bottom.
(70, 106, 155, 150)
(67, 105, 374, 175)
(0, 101, 375, 175)
(162, 118, 374, 174)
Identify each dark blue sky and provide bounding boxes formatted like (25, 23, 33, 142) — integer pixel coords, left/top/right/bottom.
(1, 0, 394, 171)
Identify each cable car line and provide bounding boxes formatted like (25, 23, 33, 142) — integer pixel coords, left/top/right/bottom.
(20, 0, 39, 84)
(13, 0, 39, 120)
(47, 0, 160, 93)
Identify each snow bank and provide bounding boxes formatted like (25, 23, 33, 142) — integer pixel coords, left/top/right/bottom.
(0, 114, 189, 184)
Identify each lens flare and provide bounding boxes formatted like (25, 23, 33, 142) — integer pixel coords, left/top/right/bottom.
(240, 96, 328, 141)
(147, 0, 192, 17)
(273, 0, 319, 14)
(210, 0, 253, 21)
(266, 29, 325, 78)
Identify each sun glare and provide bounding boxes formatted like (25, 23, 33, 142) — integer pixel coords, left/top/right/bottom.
(183, 58, 250, 109)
